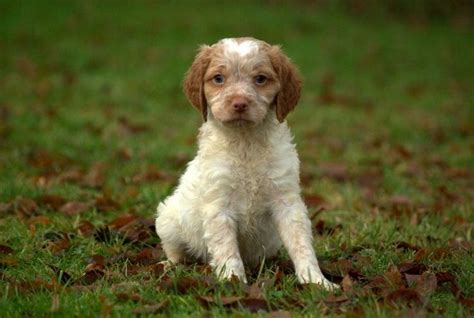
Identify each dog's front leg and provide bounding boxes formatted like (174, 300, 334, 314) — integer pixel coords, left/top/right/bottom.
(203, 208, 247, 283)
(272, 195, 337, 289)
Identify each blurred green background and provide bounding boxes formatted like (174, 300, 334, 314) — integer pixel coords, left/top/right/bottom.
(0, 1, 473, 316)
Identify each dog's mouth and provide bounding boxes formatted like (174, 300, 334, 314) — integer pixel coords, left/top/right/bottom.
(223, 118, 255, 127)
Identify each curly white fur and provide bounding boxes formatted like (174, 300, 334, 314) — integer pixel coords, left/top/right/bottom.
(155, 38, 336, 289)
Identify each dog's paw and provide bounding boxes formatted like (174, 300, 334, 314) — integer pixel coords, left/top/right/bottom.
(214, 260, 248, 284)
(297, 270, 339, 290)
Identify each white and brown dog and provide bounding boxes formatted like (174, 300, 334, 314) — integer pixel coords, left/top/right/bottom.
(155, 37, 336, 289)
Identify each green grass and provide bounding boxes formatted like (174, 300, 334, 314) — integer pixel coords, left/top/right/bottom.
(0, 1, 473, 317)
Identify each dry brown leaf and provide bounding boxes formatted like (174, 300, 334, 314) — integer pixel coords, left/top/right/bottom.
(14, 197, 39, 218)
(385, 265, 404, 289)
(324, 294, 350, 308)
(0, 245, 14, 254)
(341, 274, 353, 293)
(115, 292, 140, 303)
(405, 273, 421, 287)
(197, 295, 242, 307)
(74, 269, 104, 286)
(59, 201, 91, 216)
(82, 162, 106, 188)
(414, 272, 437, 297)
(304, 194, 327, 208)
(384, 288, 423, 308)
(48, 265, 74, 285)
(118, 117, 150, 135)
(247, 282, 265, 299)
(0, 202, 12, 214)
(399, 262, 428, 275)
(76, 220, 95, 236)
(28, 215, 51, 226)
(109, 214, 138, 229)
(319, 163, 349, 181)
(37, 194, 67, 210)
(94, 196, 120, 212)
(394, 241, 420, 252)
(0, 255, 18, 268)
(239, 298, 271, 312)
(265, 310, 292, 318)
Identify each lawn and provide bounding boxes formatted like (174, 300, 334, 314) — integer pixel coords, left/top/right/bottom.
(0, 1, 473, 317)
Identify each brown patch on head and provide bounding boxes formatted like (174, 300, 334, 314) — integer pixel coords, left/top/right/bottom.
(267, 46, 302, 122)
(183, 45, 213, 121)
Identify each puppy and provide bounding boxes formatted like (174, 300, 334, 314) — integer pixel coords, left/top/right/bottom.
(156, 37, 336, 289)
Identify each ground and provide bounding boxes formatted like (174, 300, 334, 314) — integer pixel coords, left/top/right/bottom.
(0, 1, 473, 317)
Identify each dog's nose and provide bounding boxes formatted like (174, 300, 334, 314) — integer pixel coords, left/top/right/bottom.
(232, 97, 248, 113)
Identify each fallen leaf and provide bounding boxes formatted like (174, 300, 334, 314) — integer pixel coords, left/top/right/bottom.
(59, 201, 91, 216)
(49, 238, 71, 254)
(394, 241, 420, 252)
(148, 263, 166, 277)
(304, 194, 327, 208)
(324, 294, 350, 308)
(94, 196, 120, 212)
(393, 144, 412, 159)
(9, 278, 55, 294)
(48, 265, 74, 285)
(82, 162, 106, 188)
(74, 269, 104, 286)
(314, 220, 342, 236)
(99, 294, 113, 317)
(76, 220, 95, 236)
(320, 258, 353, 282)
(0, 245, 14, 254)
(14, 197, 39, 218)
(124, 166, 165, 184)
(197, 295, 242, 307)
(458, 296, 474, 307)
(389, 195, 412, 209)
(435, 272, 455, 284)
(341, 274, 353, 293)
(93, 226, 120, 244)
(176, 277, 208, 294)
(118, 117, 150, 135)
(115, 292, 141, 303)
(116, 148, 132, 161)
(265, 310, 292, 318)
(28, 215, 51, 225)
(0, 255, 18, 268)
(247, 282, 265, 299)
(0, 202, 12, 214)
(239, 298, 271, 312)
(85, 254, 106, 271)
(131, 247, 163, 265)
(384, 265, 404, 289)
(414, 272, 437, 297)
(384, 288, 423, 308)
(405, 273, 421, 287)
(319, 163, 349, 181)
(37, 194, 67, 210)
(109, 214, 137, 229)
(398, 262, 428, 275)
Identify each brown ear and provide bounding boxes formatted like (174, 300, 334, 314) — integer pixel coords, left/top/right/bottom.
(183, 45, 212, 121)
(268, 46, 302, 122)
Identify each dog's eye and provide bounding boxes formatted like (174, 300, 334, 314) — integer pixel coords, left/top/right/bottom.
(213, 74, 225, 85)
(254, 75, 267, 85)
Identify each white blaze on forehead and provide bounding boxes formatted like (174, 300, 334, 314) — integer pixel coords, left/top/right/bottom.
(220, 38, 259, 57)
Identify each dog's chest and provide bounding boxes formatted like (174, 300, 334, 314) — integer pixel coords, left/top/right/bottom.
(224, 150, 275, 217)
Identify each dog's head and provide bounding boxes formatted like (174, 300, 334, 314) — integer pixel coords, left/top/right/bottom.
(183, 38, 301, 126)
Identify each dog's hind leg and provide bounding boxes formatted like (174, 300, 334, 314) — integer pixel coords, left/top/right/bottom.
(155, 202, 186, 264)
